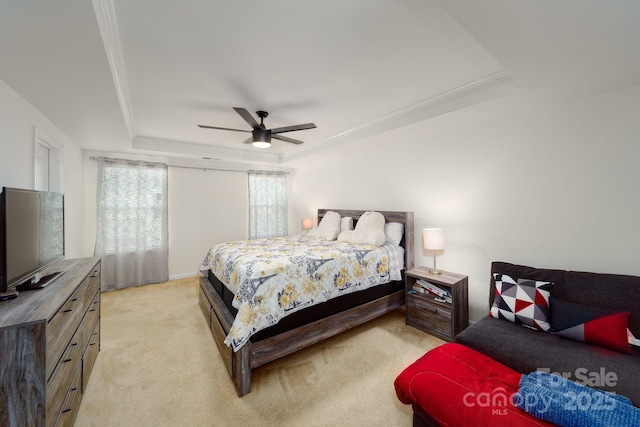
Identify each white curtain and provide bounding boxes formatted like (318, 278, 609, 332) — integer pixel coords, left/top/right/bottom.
(248, 171, 288, 239)
(95, 158, 169, 291)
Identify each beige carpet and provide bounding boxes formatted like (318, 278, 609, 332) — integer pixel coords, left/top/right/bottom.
(75, 277, 444, 427)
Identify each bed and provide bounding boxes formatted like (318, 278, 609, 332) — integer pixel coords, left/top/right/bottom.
(198, 209, 414, 396)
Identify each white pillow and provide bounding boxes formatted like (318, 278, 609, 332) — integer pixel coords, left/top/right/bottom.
(385, 222, 404, 246)
(341, 217, 353, 232)
(307, 211, 341, 240)
(337, 211, 386, 246)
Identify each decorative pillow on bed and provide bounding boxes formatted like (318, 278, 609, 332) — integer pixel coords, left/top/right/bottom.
(307, 211, 341, 240)
(341, 216, 353, 232)
(337, 211, 386, 246)
(550, 297, 633, 354)
(489, 273, 553, 331)
(385, 222, 404, 246)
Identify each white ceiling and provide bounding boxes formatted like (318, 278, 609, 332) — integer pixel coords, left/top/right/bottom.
(1, 0, 639, 167)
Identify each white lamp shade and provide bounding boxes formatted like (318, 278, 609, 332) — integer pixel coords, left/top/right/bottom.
(423, 228, 445, 250)
(301, 217, 314, 230)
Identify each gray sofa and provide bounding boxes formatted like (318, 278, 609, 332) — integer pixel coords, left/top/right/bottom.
(455, 261, 640, 407)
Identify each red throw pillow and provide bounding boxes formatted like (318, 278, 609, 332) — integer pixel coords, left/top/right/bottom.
(550, 297, 633, 354)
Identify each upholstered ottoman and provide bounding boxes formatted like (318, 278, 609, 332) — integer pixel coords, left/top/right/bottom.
(394, 343, 554, 427)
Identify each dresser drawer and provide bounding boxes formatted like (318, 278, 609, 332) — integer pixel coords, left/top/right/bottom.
(407, 294, 452, 339)
(53, 364, 82, 427)
(46, 325, 82, 427)
(46, 285, 85, 378)
(83, 290, 100, 350)
(80, 266, 100, 316)
(82, 320, 100, 392)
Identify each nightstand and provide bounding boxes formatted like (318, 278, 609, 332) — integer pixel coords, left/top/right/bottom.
(405, 266, 469, 341)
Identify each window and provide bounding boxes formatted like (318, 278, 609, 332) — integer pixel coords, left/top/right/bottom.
(248, 171, 288, 239)
(94, 158, 168, 290)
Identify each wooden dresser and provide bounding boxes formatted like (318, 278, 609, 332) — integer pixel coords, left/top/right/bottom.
(0, 257, 101, 427)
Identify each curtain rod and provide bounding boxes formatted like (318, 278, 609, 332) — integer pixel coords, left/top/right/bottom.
(88, 156, 289, 174)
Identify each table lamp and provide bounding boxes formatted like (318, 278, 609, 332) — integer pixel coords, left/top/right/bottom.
(423, 228, 445, 275)
(301, 217, 314, 233)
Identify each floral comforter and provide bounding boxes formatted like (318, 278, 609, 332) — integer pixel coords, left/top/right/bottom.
(199, 235, 402, 351)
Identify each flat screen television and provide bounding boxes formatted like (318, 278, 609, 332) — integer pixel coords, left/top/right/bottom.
(0, 187, 65, 293)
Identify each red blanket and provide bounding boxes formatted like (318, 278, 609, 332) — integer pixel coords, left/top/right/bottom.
(394, 343, 555, 426)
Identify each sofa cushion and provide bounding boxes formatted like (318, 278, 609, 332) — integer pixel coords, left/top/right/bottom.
(394, 343, 554, 427)
(455, 316, 640, 407)
(550, 297, 633, 354)
(490, 273, 553, 331)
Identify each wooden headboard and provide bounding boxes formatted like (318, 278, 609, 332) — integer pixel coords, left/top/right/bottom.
(317, 209, 414, 271)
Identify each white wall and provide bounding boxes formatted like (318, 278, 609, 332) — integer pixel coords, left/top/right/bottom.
(287, 84, 640, 322)
(167, 167, 248, 279)
(0, 78, 86, 258)
(83, 159, 250, 279)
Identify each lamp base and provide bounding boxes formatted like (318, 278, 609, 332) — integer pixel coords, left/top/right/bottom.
(429, 254, 441, 275)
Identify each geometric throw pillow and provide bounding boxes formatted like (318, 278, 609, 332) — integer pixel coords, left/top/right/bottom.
(489, 273, 553, 331)
(550, 297, 633, 354)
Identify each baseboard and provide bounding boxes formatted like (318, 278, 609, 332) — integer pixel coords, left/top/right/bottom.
(169, 271, 200, 280)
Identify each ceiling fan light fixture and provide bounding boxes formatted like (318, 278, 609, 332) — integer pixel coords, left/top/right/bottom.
(252, 140, 271, 149)
(252, 128, 271, 149)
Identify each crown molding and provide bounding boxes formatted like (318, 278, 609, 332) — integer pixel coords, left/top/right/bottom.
(132, 135, 282, 164)
(280, 71, 518, 162)
(92, 0, 136, 140)
(85, 150, 292, 173)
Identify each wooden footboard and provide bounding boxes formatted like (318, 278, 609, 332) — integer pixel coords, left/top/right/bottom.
(199, 275, 404, 397)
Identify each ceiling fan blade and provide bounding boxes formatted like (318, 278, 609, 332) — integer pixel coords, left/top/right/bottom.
(270, 123, 317, 134)
(198, 124, 250, 132)
(272, 134, 305, 145)
(233, 107, 260, 129)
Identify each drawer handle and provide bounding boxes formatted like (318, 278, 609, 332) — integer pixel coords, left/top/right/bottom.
(61, 387, 79, 413)
(90, 331, 99, 346)
(62, 342, 79, 363)
(63, 298, 80, 313)
(90, 270, 100, 278)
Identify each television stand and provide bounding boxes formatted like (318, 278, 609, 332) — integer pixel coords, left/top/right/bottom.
(0, 257, 101, 426)
(17, 271, 65, 291)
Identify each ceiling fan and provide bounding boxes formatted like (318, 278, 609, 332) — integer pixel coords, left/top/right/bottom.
(198, 107, 316, 148)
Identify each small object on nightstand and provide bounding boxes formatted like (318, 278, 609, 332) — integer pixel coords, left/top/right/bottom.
(422, 228, 445, 275)
(405, 266, 469, 341)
